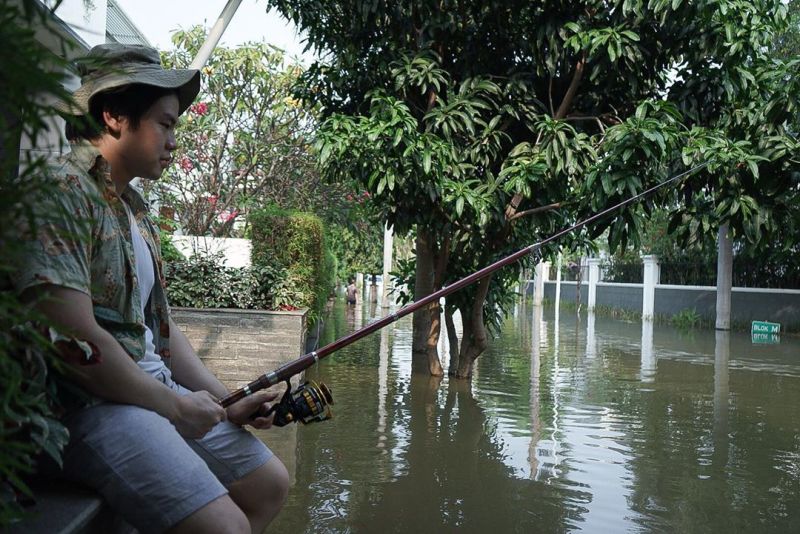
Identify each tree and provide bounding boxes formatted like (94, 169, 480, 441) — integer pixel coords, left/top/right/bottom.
(0, 0, 83, 524)
(272, 0, 797, 377)
(152, 26, 323, 237)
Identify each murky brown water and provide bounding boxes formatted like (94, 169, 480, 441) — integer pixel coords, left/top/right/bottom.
(268, 297, 800, 533)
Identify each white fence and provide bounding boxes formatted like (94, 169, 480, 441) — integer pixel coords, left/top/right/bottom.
(528, 257, 800, 330)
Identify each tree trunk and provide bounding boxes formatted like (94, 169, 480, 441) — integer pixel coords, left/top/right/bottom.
(444, 305, 460, 376)
(411, 228, 443, 376)
(715, 224, 733, 330)
(454, 276, 492, 378)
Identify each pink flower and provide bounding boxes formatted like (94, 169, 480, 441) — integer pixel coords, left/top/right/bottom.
(190, 102, 209, 116)
(207, 195, 218, 207)
(346, 194, 353, 201)
(180, 157, 194, 172)
(219, 209, 239, 223)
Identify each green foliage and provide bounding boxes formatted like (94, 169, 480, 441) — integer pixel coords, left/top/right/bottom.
(164, 254, 298, 310)
(277, 0, 800, 372)
(671, 308, 703, 330)
(250, 206, 333, 322)
(159, 231, 185, 264)
(0, 0, 81, 524)
(326, 221, 383, 279)
(602, 257, 643, 284)
(153, 27, 330, 237)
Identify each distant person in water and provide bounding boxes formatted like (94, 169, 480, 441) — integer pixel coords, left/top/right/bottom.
(346, 278, 358, 305)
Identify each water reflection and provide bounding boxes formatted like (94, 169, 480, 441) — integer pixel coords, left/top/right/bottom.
(585, 311, 596, 360)
(640, 319, 655, 382)
(529, 305, 542, 480)
(270, 301, 800, 533)
(712, 330, 730, 482)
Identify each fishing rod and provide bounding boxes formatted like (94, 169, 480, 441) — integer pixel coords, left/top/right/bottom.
(220, 162, 708, 425)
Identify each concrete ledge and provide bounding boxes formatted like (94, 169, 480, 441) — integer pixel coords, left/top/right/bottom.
(7, 478, 133, 534)
(171, 306, 309, 483)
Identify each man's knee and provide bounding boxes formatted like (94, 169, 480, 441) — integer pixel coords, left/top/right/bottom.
(229, 456, 290, 526)
(249, 456, 290, 508)
(169, 495, 249, 534)
(266, 456, 290, 505)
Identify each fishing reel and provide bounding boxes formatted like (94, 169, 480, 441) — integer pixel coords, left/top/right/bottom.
(267, 380, 334, 427)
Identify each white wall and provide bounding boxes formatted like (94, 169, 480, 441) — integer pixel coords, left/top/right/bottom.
(171, 236, 252, 268)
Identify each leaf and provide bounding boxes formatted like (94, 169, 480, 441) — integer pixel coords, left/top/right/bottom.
(747, 160, 759, 179)
(392, 127, 404, 147)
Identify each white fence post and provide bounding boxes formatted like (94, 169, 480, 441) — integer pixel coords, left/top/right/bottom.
(642, 254, 660, 321)
(587, 258, 601, 310)
(554, 252, 563, 310)
(533, 261, 551, 306)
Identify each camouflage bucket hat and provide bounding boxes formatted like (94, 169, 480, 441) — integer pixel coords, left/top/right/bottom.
(56, 43, 200, 116)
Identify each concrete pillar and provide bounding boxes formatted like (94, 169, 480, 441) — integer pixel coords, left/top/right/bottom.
(713, 329, 730, 453)
(533, 261, 551, 306)
(641, 254, 660, 321)
(715, 224, 733, 330)
(587, 258, 601, 310)
(370, 276, 379, 303)
(381, 223, 394, 308)
(554, 252, 563, 311)
(585, 311, 596, 359)
(640, 319, 655, 382)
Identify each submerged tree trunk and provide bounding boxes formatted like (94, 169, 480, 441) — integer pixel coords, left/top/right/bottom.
(412, 228, 443, 376)
(444, 305, 460, 376)
(454, 276, 493, 378)
(715, 224, 733, 330)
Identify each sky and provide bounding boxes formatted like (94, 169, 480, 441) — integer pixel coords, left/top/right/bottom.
(114, 0, 314, 63)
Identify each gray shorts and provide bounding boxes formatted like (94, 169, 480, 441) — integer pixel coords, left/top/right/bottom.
(58, 380, 273, 533)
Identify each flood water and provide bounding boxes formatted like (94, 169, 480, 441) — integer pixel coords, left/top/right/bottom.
(269, 296, 800, 533)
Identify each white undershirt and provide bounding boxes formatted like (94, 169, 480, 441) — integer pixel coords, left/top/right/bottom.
(126, 205, 170, 379)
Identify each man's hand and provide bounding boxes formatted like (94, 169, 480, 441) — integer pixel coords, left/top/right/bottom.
(225, 390, 279, 429)
(170, 390, 227, 438)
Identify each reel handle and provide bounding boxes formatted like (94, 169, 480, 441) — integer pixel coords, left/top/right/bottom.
(254, 380, 334, 427)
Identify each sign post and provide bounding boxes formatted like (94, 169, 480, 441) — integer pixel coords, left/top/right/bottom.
(751, 321, 781, 344)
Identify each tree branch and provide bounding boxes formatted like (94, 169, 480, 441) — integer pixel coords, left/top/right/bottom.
(554, 54, 586, 120)
(508, 202, 562, 222)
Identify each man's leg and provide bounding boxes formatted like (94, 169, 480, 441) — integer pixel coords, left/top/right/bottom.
(184, 402, 288, 533)
(59, 403, 244, 533)
(227, 456, 290, 533)
(169, 494, 249, 534)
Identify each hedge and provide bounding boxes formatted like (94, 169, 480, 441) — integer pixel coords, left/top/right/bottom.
(250, 206, 333, 323)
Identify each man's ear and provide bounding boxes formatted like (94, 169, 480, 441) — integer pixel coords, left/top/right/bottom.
(101, 110, 124, 136)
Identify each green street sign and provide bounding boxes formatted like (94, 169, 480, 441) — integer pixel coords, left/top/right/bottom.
(752, 321, 781, 334)
(751, 321, 781, 344)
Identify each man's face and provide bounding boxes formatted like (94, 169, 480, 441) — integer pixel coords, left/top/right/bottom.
(116, 93, 180, 181)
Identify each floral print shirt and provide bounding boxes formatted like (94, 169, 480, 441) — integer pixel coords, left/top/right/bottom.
(13, 142, 171, 365)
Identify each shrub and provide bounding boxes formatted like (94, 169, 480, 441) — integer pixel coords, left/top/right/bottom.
(671, 308, 703, 329)
(1, 0, 78, 524)
(249, 206, 332, 323)
(159, 230, 185, 263)
(165, 253, 298, 310)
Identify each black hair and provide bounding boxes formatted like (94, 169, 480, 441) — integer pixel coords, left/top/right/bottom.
(65, 83, 178, 141)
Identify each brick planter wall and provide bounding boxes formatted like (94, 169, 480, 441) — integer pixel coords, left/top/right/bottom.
(171, 307, 309, 482)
